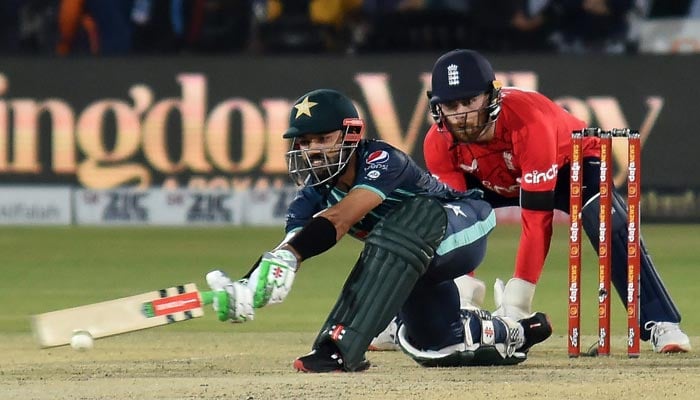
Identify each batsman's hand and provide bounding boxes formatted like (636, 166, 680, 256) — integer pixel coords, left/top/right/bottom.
(205, 270, 254, 323)
(247, 249, 298, 308)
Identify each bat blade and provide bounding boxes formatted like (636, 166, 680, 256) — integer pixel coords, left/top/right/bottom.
(32, 283, 208, 348)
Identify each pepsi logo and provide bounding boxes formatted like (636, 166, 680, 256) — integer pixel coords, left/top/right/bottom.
(366, 150, 389, 164)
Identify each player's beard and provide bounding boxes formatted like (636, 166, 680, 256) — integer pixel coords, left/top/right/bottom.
(305, 149, 342, 183)
(445, 109, 493, 143)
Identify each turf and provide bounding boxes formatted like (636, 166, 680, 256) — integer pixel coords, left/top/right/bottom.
(1, 224, 698, 399)
(1, 224, 697, 337)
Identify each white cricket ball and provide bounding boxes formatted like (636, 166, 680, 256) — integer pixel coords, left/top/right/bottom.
(70, 330, 94, 351)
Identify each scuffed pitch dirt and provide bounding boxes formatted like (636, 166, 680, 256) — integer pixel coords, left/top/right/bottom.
(2, 331, 698, 400)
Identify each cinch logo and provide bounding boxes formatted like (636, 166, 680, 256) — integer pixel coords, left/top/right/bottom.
(366, 150, 389, 164)
(523, 164, 558, 184)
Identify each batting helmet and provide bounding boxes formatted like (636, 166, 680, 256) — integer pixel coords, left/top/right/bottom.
(427, 49, 502, 138)
(283, 89, 359, 138)
(283, 89, 364, 187)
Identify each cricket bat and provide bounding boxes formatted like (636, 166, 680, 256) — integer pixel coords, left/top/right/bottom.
(31, 283, 226, 348)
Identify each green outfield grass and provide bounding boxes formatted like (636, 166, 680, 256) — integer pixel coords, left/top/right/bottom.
(1, 224, 698, 341)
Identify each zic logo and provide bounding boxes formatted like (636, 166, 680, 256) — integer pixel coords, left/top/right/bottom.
(366, 150, 389, 164)
(103, 192, 148, 221)
(186, 194, 232, 222)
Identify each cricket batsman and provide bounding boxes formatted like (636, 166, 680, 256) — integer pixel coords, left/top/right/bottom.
(205, 88, 552, 372)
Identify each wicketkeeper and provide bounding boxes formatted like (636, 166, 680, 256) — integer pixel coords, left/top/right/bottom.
(420, 49, 690, 353)
(205, 88, 552, 372)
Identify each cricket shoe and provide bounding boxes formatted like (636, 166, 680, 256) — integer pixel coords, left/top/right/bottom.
(368, 317, 400, 351)
(294, 341, 370, 373)
(645, 321, 691, 353)
(517, 312, 553, 353)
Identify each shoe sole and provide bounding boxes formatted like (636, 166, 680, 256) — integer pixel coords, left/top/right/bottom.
(293, 358, 343, 373)
(368, 344, 399, 351)
(584, 341, 692, 355)
(658, 344, 691, 353)
(293, 358, 372, 373)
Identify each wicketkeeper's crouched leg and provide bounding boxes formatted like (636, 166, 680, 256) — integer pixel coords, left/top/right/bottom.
(581, 191, 682, 340)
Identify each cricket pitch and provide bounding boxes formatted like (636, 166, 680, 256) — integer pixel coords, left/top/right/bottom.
(2, 331, 699, 400)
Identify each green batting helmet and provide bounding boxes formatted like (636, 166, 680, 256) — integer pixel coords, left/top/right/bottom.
(283, 89, 359, 138)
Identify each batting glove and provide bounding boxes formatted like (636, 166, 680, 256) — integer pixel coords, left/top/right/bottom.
(206, 270, 254, 323)
(247, 249, 298, 308)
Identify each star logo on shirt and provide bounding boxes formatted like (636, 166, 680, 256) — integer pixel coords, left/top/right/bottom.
(294, 96, 318, 118)
(444, 204, 467, 218)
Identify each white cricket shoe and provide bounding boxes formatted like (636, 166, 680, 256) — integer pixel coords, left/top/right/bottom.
(645, 321, 691, 353)
(368, 317, 400, 351)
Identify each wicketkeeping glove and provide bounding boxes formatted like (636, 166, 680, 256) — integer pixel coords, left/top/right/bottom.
(247, 249, 298, 308)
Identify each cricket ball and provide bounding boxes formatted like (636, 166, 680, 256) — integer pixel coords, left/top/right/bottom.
(70, 330, 94, 351)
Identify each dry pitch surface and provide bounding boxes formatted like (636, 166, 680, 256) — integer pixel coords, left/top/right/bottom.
(2, 331, 698, 400)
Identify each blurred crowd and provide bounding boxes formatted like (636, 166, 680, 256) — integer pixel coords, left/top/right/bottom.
(1, 0, 700, 56)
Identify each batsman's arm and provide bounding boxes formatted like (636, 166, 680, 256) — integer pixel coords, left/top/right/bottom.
(241, 230, 298, 279)
(244, 188, 382, 308)
(209, 188, 382, 322)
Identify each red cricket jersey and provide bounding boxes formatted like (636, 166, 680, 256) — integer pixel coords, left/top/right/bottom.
(423, 88, 598, 283)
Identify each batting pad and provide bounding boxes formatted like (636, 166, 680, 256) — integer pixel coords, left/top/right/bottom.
(313, 196, 447, 371)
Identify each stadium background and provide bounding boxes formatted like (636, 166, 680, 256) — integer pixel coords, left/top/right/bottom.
(1, 2, 699, 399)
(1, 55, 700, 223)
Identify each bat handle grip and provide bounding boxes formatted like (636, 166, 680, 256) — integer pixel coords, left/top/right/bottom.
(200, 291, 229, 321)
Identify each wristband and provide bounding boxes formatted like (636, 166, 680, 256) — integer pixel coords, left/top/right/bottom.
(287, 216, 337, 261)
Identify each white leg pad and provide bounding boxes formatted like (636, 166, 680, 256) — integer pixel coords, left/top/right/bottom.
(454, 275, 486, 310)
(492, 278, 536, 320)
(397, 310, 528, 367)
(397, 323, 465, 360)
(464, 310, 524, 358)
